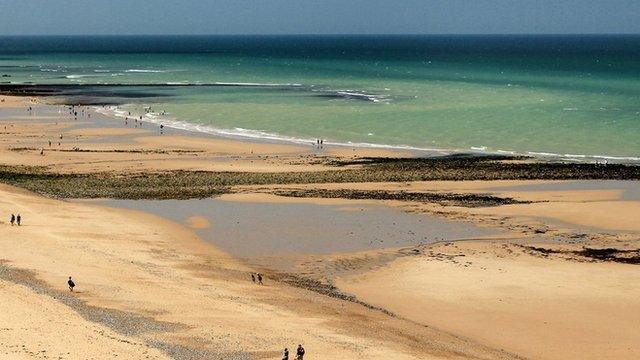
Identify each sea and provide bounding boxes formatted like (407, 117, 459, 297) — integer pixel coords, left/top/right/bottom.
(1, 35, 639, 162)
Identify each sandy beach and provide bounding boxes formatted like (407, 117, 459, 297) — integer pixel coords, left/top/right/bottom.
(1, 95, 640, 359)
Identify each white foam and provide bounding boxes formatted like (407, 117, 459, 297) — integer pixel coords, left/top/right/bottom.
(65, 74, 95, 79)
(125, 69, 168, 73)
(334, 90, 390, 103)
(94, 106, 448, 153)
(213, 82, 303, 87)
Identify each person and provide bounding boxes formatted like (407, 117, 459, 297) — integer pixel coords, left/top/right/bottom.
(320, 139, 324, 149)
(257, 273, 263, 285)
(16, 214, 21, 226)
(251, 273, 255, 283)
(10, 214, 15, 226)
(68, 276, 75, 292)
(296, 344, 305, 359)
(282, 348, 289, 360)
(160, 124, 164, 134)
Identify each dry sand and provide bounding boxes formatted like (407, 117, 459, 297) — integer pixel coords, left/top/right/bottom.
(0, 97, 518, 359)
(336, 240, 640, 360)
(1, 183, 517, 359)
(2, 95, 640, 359)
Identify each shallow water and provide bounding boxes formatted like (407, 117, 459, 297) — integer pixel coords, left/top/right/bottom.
(487, 180, 640, 201)
(101, 198, 501, 257)
(2, 35, 639, 162)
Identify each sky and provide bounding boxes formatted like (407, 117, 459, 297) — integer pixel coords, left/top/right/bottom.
(0, 0, 639, 35)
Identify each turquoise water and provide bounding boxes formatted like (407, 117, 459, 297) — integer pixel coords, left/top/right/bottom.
(1, 35, 639, 161)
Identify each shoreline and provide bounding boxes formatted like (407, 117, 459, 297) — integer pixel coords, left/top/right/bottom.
(2, 94, 640, 359)
(4, 83, 640, 163)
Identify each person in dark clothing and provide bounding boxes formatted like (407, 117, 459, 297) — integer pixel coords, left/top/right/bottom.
(282, 348, 289, 360)
(257, 273, 263, 285)
(68, 277, 75, 292)
(251, 273, 255, 283)
(16, 214, 21, 226)
(296, 345, 305, 359)
(10, 214, 15, 226)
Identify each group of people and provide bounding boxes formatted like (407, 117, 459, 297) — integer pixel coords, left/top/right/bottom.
(121, 107, 166, 134)
(250, 272, 264, 285)
(9, 213, 21, 226)
(314, 139, 325, 149)
(250, 273, 308, 359)
(282, 344, 305, 360)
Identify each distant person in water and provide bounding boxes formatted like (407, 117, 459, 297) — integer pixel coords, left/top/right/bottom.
(68, 276, 75, 291)
(296, 345, 305, 359)
(257, 273, 263, 285)
(16, 214, 21, 226)
(282, 348, 289, 360)
(10, 214, 15, 226)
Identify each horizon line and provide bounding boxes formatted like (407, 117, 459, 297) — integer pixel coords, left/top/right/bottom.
(1, 33, 639, 37)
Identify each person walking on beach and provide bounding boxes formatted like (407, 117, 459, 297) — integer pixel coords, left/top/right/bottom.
(257, 273, 263, 285)
(10, 214, 15, 226)
(160, 124, 164, 134)
(68, 276, 75, 291)
(16, 214, 21, 226)
(296, 344, 305, 360)
(251, 273, 255, 283)
(282, 348, 289, 360)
